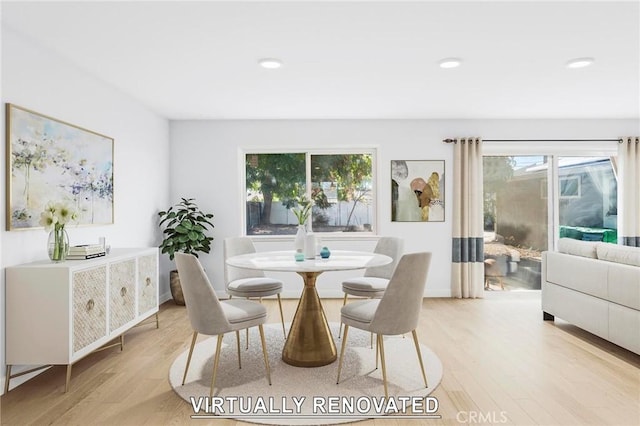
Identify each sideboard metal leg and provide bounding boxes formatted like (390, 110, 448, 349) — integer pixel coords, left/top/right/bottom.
(543, 311, 555, 321)
(5, 365, 11, 394)
(64, 364, 73, 393)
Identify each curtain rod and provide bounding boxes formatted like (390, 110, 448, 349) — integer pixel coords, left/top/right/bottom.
(442, 138, 624, 143)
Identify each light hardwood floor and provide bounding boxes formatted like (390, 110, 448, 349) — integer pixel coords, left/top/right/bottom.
(1, 291, 639, 425)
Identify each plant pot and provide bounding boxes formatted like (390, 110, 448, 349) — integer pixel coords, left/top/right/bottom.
(170, 270, 185, 305)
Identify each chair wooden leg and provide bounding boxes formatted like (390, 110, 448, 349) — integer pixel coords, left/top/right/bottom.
(236, 330, 242, 369)
(336, 324, 349, 384)
(210, 334, 224, 397)
(411, 329, 428, 388)
(258, 325, 272, 385)
(378, 334, 388, 398)
(338, 293, 348, 338)
(276, 294, 287, 338)
(370, 332, 374, 349)
(375, 335, 379, 369)
(246, 297, 252, 350)
(182, 331, 198, 385)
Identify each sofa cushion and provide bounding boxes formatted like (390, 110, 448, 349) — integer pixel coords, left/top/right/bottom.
(596, 243, 640, 267)
(607, 264, 640, 310)
(545, 252, 608, 299)
(557, 238, 598, 259)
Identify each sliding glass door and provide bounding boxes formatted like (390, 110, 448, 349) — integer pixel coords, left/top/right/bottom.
(483, 156, 549, 290)
(482, 153, 618, 291)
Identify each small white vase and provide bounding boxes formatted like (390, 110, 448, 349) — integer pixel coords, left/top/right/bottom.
(305, 233, 316, 259)
(294, 224, 306, 252)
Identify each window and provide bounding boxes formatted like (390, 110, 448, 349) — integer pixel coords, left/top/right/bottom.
(541, 176, 582, 199)
(245, 151, 375, 236)
(559, 176, 581, 198)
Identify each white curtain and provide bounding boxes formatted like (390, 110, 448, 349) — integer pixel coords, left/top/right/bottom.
(618, 136, 640, 247)
(451, 137, 484, 298)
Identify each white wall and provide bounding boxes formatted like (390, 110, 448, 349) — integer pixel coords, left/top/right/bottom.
(169, 118, 639, 300)
(0, 27, 171, 393)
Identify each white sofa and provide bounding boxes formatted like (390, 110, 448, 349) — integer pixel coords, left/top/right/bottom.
(542, 238, 640, 355)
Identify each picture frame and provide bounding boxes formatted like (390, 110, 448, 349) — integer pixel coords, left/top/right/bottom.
(391, 160, 445, 222)
(6, 103, 114, 230)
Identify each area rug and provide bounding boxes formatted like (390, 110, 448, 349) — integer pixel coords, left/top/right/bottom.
(169, 323, 443, 425)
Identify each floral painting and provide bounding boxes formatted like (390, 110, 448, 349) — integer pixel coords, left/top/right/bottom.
(391, 160, 445, 222)
(6, 104, 114, 230)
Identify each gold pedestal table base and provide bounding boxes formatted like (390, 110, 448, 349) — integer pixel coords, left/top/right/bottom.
(282, 272, 336, 367)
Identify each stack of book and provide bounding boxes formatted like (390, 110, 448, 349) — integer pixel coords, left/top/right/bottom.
(67, 244, 106, 260)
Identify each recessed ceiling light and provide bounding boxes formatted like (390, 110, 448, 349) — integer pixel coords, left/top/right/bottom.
(566, 57, 594, 69)
(438, 58, 462, 69)
(258, 58, 283, 69)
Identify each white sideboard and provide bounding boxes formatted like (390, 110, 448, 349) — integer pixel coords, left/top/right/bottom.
(5, 248, 159, 392)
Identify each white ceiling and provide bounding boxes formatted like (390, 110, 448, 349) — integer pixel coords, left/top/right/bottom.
(2, 1, 639, 120)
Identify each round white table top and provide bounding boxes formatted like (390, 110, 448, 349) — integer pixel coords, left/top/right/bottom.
(225, 250, 392, 273)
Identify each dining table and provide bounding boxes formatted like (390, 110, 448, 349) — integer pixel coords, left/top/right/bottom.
(225, 249, 392, 367)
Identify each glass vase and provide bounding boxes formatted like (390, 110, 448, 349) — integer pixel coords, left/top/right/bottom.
(294, 224, 306, 252)
(48, 228, 69, 262)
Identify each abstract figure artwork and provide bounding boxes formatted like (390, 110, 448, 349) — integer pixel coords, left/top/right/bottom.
(391, 160, 445, 222)
(6, 104, 114, 230)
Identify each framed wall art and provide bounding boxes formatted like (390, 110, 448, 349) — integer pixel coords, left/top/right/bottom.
(391, 160, 445, 222)
(6, 104, 114, 230)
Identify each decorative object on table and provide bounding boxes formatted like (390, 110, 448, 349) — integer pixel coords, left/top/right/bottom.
(295, 249, 305, 262)
(66, 244, 106, 260)
(294, 224, 306, 252)
(305, 233, 316, 259)
(320, 246, 331, 259)
(391, 160, 445, 222)
(6, 104, 114, 231)
(292, 195, 313, 251)
(158, 198, 215, 305)
(40, 201, 77, 262)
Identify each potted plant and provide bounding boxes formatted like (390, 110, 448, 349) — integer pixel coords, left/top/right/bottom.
(158, 198, 214, 305)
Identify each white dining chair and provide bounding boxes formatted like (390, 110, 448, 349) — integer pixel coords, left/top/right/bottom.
(338, 236, 403, 338)
(224, 237, 287, 338)
(175, 253, 271, 397)
(336, 252, 431, 398)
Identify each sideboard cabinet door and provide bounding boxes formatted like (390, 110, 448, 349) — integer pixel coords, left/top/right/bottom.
(72, 266, 108, 354)
(138, 254, 158, 317)
(109, 259, 137, 333)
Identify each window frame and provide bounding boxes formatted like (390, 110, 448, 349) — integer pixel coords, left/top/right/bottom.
(241, 147, 378, 239)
